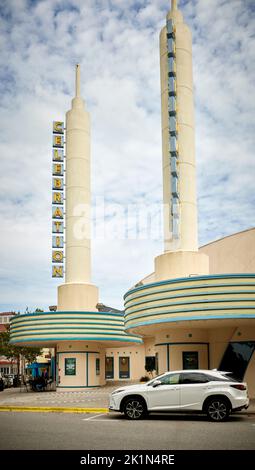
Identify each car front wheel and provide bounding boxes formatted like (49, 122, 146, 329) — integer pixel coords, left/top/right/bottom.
(123, 397, 146, 420)
(206, 398, 230, 422)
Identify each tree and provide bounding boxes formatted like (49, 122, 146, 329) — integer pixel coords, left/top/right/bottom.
(145, 356, 156, 378)
(0, 325, 42, 376)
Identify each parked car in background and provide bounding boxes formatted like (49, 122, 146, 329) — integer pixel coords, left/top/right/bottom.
(7, 374, 15, 386)
(1, 375, 8, 388)
(3, 374, 14, 387)
(13, 375, 21, 387)
(109, 369, 249, 422)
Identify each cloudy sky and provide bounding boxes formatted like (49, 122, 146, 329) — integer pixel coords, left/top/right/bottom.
(0, 0, 254, 312)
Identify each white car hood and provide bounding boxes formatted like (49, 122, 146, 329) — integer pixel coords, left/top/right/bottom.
(112, 383, 148, 393)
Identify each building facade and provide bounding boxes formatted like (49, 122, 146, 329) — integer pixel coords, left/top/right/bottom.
(9, 1, 255, 396)
(0, 312, 18, 375)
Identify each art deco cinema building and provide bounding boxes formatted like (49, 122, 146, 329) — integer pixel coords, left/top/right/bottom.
(10, 1, 255, 395)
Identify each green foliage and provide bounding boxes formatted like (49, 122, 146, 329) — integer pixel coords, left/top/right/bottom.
(145, 356, 156, 376)
(0, 324, 42, 365)
(140, 376, 150, 382)
(25, 307, 44, 314)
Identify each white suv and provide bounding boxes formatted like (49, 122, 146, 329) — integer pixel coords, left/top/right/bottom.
(109, 370, 249, 422)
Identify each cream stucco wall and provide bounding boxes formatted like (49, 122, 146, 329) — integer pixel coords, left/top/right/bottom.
(200, 228, 255, 275)
(137, 225, 255, 286)
(154, 251, 209, 281)
(154, 328, 209, 374)
(105, 339, 156, 381)
(105, 345, 145, 381)
(56, 341, 105, 390)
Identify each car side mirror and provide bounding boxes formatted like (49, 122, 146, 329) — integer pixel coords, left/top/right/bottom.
(152, 380, 162, 388)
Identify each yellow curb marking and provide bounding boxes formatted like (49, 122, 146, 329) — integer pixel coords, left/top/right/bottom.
(0, 406, 108, 414)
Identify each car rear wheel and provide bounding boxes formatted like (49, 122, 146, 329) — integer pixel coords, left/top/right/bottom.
(206, 398, 230, 422)
(123, 398, 146, 420)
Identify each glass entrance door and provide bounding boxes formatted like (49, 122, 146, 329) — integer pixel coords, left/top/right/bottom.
(105, 357, 114, 379)
(119, 357, 130, 379)
(183, 351, 198, 370)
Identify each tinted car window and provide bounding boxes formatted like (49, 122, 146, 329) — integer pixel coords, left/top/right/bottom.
(205, 374, 225, 382)
(159, 373, 180, 385)
(180, 373, 208, 384)
(206, 373, 239, 382)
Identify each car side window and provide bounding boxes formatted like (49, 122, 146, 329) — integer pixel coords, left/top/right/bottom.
(206, 374, 227, 382)
(160, 373, 180, 385)
(180, 373, 209, 384)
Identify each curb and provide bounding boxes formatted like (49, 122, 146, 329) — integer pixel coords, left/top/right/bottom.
(0, 406, 108, 414)
(0, 405, 254, 415)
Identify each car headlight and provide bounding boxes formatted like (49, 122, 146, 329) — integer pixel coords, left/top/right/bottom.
(111, 389, 125, 396)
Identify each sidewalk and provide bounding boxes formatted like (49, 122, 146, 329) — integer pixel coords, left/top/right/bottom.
(0, 385, 254, 415)
(0, 382, 130, 413)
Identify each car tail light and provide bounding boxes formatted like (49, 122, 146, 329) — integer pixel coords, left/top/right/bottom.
(230, 384, 246, 391)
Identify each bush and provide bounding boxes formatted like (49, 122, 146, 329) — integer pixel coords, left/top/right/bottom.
(140, 376, 150, 382)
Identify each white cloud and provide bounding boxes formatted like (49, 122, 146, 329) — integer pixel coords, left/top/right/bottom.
(0, 0, 254, 312)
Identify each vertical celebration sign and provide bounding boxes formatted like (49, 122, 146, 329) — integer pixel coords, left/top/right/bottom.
(52, 121, 65, 278)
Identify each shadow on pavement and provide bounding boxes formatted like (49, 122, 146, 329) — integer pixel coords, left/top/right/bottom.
(107, 412, 246, 423)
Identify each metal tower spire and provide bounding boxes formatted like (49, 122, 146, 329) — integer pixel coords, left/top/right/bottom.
(75, 64, 81, 98)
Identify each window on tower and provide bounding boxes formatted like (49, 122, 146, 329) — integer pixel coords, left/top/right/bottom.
(167, 38, 176, 57)
(172, 197, 179, 218)
(167, 20, 176, 39)
(171, 176, 179, 198)
(170, 136, 178, 156)
(171, 156, 178, 176)
(169, 116, 178, 136)
(168, 57, 176, 77)
(168, 77, 176, 96)
(168, 96, 177, 116)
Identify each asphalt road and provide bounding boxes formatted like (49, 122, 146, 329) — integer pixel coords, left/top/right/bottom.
(0, 411, 255, 450)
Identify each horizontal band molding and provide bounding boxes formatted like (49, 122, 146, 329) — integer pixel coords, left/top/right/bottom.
(10, 325, 124, 333)
(126, 307, 255, 329)
(125, 298, 255, 317)
(124, 274, 255, 329)
(10, 336, 143, 344)
(10, 307, 142, 344)
(11, 331, 128, 339)
(124, 288, 255, 309)
(10, 310, 124, 320)
(10, 330, 141, 338)
(126, 313, 255, 329)
(124, 274, 255, 300)
(11, 319, 122, 327)
(126, 305, 255, 321)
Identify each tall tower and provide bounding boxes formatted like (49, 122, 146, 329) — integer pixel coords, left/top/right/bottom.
(58, 65, 99, 311)
(155, 0, 209, 280)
